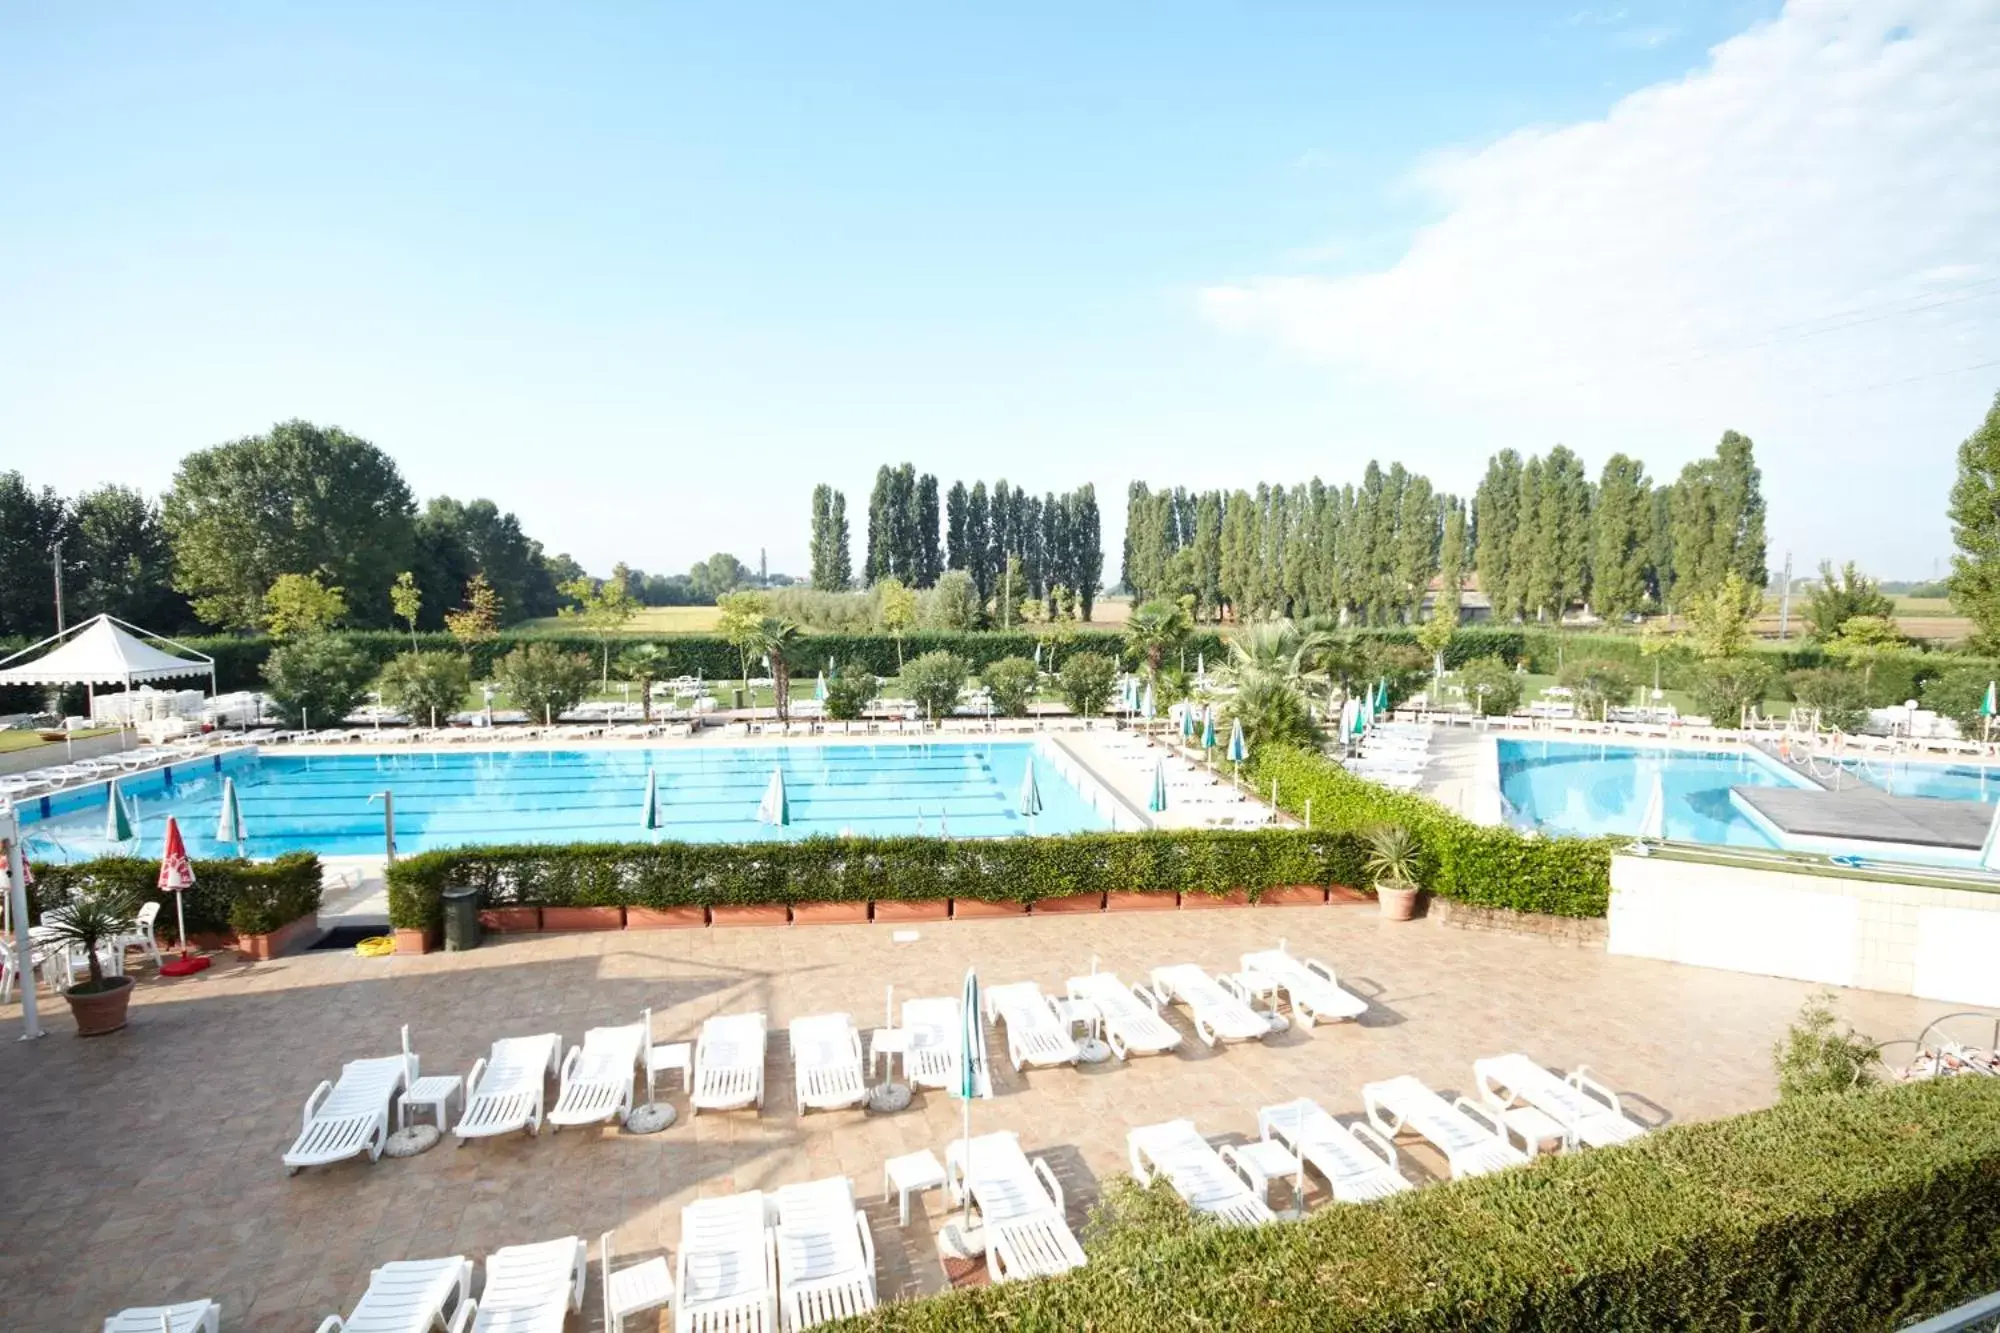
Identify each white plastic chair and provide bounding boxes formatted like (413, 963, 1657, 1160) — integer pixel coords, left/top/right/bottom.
(900, 997, 962, 1091)
(946, 1132, 1086, 1282)
(774, 1176, 877, 1330)
(981, 982, 1080, 1072)
(284, 1033, 418, 1173)
(1258, 1097, 1412, 1203)
(1149, 964, 1272, 1046)
(548, 1021, 647, 1129)
(789, 1013, 867, 1115)
(691, 1012, 767, 1114)
(1127, 1120, 1275, 1227)
(1240, 942, 1369, 1027)
(455, 1033, 563, 1142)
(111, 900, 163, 966)
(1065, 970, 1181, 1061)
(105, 1300, 220, 1333)
(462, 1236, 586, 1332)
(676, 1191, 778, 1333)
(1362, 1075, 1530, 1179)
(312, 1256, 470, 1333)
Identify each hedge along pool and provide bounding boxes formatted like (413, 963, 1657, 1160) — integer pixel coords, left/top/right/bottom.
(17, 741, 1117, 861)
(1497, 738, 1814, 849)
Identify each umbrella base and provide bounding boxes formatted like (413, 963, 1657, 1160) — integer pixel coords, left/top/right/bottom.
(624, 1102, 677, 1134)
(159, 955, 211, 977)
(1264, 1013, 1290, 1035)
(867, 1082, 912, 1114)
(1076, 1037, 1112, 1064)
(938, 1218, 988, 1260)
(383, 1125, 440, 1158)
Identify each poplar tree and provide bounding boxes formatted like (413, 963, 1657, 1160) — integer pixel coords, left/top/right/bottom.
(1474, 451, 1522, 622)
(1948, 392, 2000, 648)
(864, 466, 892, 584)
(965, 482, 992, 602)
(914, 472, 942, 587)
(1510, 457, 1546, 619)
(1591, 454, 1650, 618)
(945, 481, 968, 572)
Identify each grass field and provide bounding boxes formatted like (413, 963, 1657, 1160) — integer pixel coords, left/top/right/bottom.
(518, 595, 1134, 636)
(0, 727, 118, 754)
(1750, 593, 1971, 645)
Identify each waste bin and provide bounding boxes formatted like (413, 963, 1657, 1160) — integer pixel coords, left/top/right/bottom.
(733, 687, 746, 710)
(441, 885, 482, 952)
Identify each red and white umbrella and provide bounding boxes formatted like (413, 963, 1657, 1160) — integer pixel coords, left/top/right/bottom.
(157, 816, 210, 976)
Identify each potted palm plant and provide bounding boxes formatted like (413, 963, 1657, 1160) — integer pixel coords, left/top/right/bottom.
(1363, 825, 1423, 921)
(39, 889, 140, 1036)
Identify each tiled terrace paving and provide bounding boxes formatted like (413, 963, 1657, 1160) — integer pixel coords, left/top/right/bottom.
(1, 905, 1982, 1332)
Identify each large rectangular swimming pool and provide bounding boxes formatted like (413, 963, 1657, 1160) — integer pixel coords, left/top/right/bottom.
(18, 742, 1112, 861)
(1497, 738, 1813, 848)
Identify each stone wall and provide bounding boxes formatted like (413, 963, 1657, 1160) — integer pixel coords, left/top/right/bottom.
(1429, 898, 1609, 948)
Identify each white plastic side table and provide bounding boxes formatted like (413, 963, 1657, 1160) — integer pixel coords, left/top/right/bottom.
(646, 1041, 693, 1103)
(400, 1074, 463, 1130)
(1225, 1137, 1303, 1209)
(883, 1148, 946, 1226)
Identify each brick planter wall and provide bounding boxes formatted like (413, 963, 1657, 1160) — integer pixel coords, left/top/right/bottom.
(1180, 890, 1251, 910)
(233, 913, 322, 961)
(709, 905, 791, 928)
(626, 906, 708, 929)
(541, 906, 624, 932)
(951, 899, 1028, 919)
(479, 907, 542, 933)
(394, 927, 435, 955)
(1106, 891, 1179, 912)
(1258, 885, 1328, 907)
(792, 901, 871, 925)
(1432, 898, 1607, 947)
(873, 899, 950, 923)
(1032, 893, 1106, 914)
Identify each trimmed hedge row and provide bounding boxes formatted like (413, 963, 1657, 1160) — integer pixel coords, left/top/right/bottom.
(385, 829, 1368, 931)
(835, 1076, 2000, 1331)
(1251, 743, 1613, 917)
(27, 851, 323, 937)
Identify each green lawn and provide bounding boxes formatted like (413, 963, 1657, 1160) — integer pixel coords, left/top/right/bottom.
(0, 726, 118, 753)
(515, 606, 722, 634)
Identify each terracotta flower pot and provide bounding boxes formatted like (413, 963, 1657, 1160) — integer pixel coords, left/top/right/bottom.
(65, 975, 135, 1036)
(1376, 881, 1420, 921)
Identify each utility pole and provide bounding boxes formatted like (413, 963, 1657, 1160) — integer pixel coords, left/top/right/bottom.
(50, 538, 65, 633)
(759, 547, 768, 588)
(1776, 550, 1793, 641)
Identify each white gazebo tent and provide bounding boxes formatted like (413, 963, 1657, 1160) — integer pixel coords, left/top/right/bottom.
(0, 613, 216, 718)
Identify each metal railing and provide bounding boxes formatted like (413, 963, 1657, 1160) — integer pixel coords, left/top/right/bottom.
(1903, 1292, 2000, 1332)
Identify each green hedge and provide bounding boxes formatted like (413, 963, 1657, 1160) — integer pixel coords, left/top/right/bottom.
(384, 829, 1368, 931)
(1251, 744, 1612, 917)
(29, 851, 323, 937)
(833, 1076, 2000, 1332)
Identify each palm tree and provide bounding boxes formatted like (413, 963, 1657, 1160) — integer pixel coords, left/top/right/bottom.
(615, 643, 672, 722)
(1123, 598, 1192, 686)
(1225, 674, 1322, 753)
(1219, 618, 1333, 693)
(753, 617, 804, 723)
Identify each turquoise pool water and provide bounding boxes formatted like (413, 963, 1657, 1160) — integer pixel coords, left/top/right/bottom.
(1497, 739, 1812, 847)
(1839, 757, 2000, 804)
(18, 742, 1109, 860)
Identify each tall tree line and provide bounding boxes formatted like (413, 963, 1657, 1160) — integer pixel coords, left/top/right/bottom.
(0, 419, 574, 641)
(808, 484, 851, 590)
(1473, 431, 1766, 621)
(859, 464, 1103, 618)
(1124, 468, 1461, 625)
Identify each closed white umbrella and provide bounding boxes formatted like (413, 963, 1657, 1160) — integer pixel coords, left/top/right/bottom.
(1638, 773, 1667, 842)
(215, 776, 247, 852)
(757, 766, 790, 826)
(952, 966, 992, 1251)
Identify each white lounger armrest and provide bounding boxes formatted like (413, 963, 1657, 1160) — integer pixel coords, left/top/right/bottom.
(1032, 1156, 1064, 1215)
(1347, 1119, 1400, 1169)
(301, 1080, 333, 1131)
(1566, 1066, 1622, 1115)
(1452, 1096, 1506, 1140)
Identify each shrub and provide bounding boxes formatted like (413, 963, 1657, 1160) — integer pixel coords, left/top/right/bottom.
(841, 1077, 2000, 1332)
(901, 650, 970, 720)
(1457, 655, 1522, 716)
(377, 650, 472, 727)
(1057, 652, 1119, 717)
(822, 660, 879, 721)
(261, 634, 375, 729)
(1690, 655, 1775, 724)
(981, 656, 1039, 716)
(1773, 989, 1879, 1100)
(383, 828, 1373, 929)
(919, 570, 983, 630)
(493, 642, 593, 723)
(1225, 676, 1320, 753)
(1251, 744, 1612, 917)
(1922, 666, 1992, 739)
(1556, 657, 1639, 716)
(1786, 666, 1870, 732)
(29, 852, 322, 939)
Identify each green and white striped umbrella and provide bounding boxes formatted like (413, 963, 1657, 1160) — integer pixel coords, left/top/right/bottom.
(955, 966, 992, 1227)
(1180, 706, 1196, 741)
(640, 766, 661, 830)
(215, 776, 247, 850)
(104, 779, 134, 843)
(1141, 682, 1156, 720)
(1149, 757, 1169, 812)
(757, 765, 790, 826)
(815, 672, 828, 702)
(1227, 718, 1248, 764)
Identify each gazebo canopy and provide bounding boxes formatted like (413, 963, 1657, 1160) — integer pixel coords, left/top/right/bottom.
(0, 614, 214, 689)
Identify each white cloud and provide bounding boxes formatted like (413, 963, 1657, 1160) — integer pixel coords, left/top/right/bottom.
(1201, 0, 2000, 572)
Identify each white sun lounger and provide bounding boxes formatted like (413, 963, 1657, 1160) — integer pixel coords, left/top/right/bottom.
(311, 1255, 471, 1333)
(946, 1132, 1086, 1283)
(548, 1021, 647, 1128)
(1065, 970, 1181, 1060)
(1148, 964, 1271, 1046)
(677, 1190, 778, 1333)
(455, 1033, 562, 1142)
(1127, 1120, 1275, 1227)
(1473, 1054, 1648, 1153)
(1362, 1075, 1530, 1179)
(107, 1301, 220, 1333)
(1257, 1097, 1412, 1203)
(461, 1236, 586, 1332)
(789, 1013, 867, 1115)
(981, 981, 1079, 1072)
(692, 1011, 768, 1114)
(773, 1176, 877, 1330)
(284, 1037, 416, 1173)
(900, 996, 962, 1091)
(1241, 943, 1369, 1027)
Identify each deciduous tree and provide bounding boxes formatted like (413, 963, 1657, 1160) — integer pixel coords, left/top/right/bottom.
(1948, 392, 2000, 649)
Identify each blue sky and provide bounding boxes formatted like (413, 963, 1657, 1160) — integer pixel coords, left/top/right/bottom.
(6, 1, 1994, 582)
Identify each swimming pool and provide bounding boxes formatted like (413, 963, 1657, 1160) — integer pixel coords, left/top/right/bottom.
(18, 742, 1113, 860)
(1496, 738, 1812, 848)
(1837, 757, 2000, 805)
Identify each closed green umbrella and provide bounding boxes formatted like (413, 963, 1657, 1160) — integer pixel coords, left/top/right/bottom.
(955, 967, 991, 1240)
(815, 672, 828, 702)
(1180, 706, 1196, 742)
(1227, 718, 1248, 764)
(1201, 707, 1216, 750)
(215, 776, 247, 852)
(640, 766, 661, 830)
(104, 779, 134, 844)
(1149, 757, 1169, 812)
(757, 765, 790, 826)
